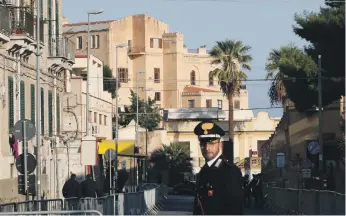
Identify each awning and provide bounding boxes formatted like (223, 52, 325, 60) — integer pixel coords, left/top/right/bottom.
(98, 140, 135, 155)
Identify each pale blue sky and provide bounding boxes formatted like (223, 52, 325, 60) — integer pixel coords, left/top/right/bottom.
(62, 0, 325, 117)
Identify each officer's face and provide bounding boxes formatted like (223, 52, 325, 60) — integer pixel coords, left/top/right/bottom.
(200, 139, 221, 161)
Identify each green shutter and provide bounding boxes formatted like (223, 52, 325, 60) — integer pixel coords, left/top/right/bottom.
(31, 84, 35, 124)
(56, 94, 60, 134)
(20, 81, 25, 120)
(8, 77, 14, 130)
(41, 88, 44, 135)
(48, 90, 53, 136)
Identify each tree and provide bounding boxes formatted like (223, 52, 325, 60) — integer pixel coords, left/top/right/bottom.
(292, 1, 345, 107)
(209, 39, 252, 141)
(103, 65, 119, 98)
(119, 90, 162, 131)
(149, 142, 193, 185)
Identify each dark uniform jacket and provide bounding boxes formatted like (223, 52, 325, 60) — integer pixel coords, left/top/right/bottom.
(193, 155, 244, 215)
(62, 179, 81, 198)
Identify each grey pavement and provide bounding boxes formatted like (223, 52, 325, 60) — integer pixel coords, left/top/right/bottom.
(157, 195, 271, 215)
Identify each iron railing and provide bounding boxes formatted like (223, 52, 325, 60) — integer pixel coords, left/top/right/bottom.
(49, 37, 76, 61)
(0, 5, 11, 36)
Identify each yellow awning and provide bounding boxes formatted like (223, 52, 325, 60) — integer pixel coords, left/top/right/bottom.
(98, 140, 135, 155)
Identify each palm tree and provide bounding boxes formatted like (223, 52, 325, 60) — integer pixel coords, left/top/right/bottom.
(265, 44, 302, 107)
(209, 39, 252, 141)
(149, 143, 193, 185)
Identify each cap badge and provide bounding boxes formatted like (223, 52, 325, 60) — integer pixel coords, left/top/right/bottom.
(201, 123, 213, 135)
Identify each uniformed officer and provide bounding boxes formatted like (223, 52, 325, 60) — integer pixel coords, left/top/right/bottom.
(193, 121, 244, 215)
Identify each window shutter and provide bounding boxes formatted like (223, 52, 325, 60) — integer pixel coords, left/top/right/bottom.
(48, 90, 53, 136)
(20, 81, 25, 120)
(150, 38, 153, 48)
(56, 94, 60, 134)
(31, 84, 35, 124)
(41, 88, 44, 135)
(8, 77, 14, 130)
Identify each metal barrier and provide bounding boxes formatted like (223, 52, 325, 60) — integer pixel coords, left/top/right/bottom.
(0, 184, 168, 215)
(264, 186, 345, 215)
(0, 210, 102, 215)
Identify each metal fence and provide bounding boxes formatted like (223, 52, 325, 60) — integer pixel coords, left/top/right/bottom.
(264, 186, 345, 215)
(0, 184, 167, 215)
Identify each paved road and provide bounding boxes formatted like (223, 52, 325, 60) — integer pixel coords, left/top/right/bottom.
(158, 195, 271, 215)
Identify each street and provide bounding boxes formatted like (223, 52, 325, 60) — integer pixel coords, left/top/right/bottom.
(158, 195, 271, 215)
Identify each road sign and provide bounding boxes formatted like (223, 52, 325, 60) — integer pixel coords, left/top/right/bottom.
(12, 119, 36, 141)
(276, 153, 285, 168)
(308, 141, 320, 155)
(302, 169, 311, 179)
(18, 174, 36, 195)
(16, 153, 37, 174)
(104, 148, 117, 161)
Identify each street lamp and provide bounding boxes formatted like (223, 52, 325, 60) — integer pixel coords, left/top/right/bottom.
(136, 70, 145, 186)
(114, 43, 128, 193)
(86, 9, 103, 136)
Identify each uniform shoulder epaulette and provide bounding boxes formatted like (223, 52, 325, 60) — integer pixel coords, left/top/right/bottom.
(223, 159, 233, 166)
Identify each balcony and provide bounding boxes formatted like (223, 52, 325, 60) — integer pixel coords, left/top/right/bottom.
(127, 46, 145, 56)
(0, 5, 11, 43)
(47, 37, 76, 74)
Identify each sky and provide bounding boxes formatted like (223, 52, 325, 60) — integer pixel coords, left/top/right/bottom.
(62, 0, 325, 117)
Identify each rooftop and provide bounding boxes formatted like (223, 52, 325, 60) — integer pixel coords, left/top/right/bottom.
(183, 86, 219, 93)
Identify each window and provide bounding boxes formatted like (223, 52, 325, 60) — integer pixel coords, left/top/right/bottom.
(154, 68, 160, 83)
(31, 84, 35, 124)
(91, 35, 95, 48)
(154, 92, 161, 101)
(190, 70, 196, 85)
(118, 68, 128, 83)
(8, 77, 14, 130)
(188, 100, 195, 108)
(209, 72, 214, 86)
(99, 114, 102, 124)
(41, 88, 44, 135)
(10, 163, 14, 178)
(150, 38, 162, 48)
(104, 115, 107, 126)
(234, 100, 240, 109)
(76, 36, 82, 49)
(88, 111, 92, 122)
(91, 35, 100, 49)
(56, 94, 60, 134)
(20, 81, 25, 120)
(206, 99, 212, 108)
(217, 100, 223, 109)
(94, 112, 97, 123)
(48, 91, 53, 136)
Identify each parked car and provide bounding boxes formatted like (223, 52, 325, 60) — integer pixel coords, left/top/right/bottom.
(172, 181, 196, 196)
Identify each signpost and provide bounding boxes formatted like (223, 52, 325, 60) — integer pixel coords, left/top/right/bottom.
(14, 119, 36, 200)
(104, 148, 117, 195)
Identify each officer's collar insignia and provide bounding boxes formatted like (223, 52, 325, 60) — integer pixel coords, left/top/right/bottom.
(201, 123, 214, 135)
(214, 159, 222, 168)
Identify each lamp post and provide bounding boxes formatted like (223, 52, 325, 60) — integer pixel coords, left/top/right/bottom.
(136, 70, 145, 186)
(114, 43, 128, 193)
(86, 9, 103, 136)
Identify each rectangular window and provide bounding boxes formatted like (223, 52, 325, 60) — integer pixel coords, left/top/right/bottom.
(99, 114, 102, 124)
(150, 38, 162, 48)
(41, 88, 44, 135)
(234, 100, 240, 109)
(56, 94, 60, 134)
(154, 68, 160, 83)
(154, 92, 161, 101)
(48, 91, 53, 136)
(8, 77, 14, 130)
(20, 81, 25, 120)
(188, 100, 195, 108)
(31, 84, 35, 124)
(104, 115, 107, 126)
(96, 35, 100, 48)
(88, 111, 92, 122)
(77, 36, 82, 49)
(217, 100, 223, 110)
(94, 112, 97, 123)
(91, 35, 95, 48)
(10, 163, 14, 178)
(206, 99, 212, 108)
(118, 68, 128, 83)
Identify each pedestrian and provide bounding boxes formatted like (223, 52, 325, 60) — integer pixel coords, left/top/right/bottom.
(62, 173, 81, 210)
(192, 120, 244, 215)
(81, 174, 98, 198)
(243, 174, 251, 208)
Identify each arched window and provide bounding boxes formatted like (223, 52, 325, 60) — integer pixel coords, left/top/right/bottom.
(209, 72, 214, 86)
(190, 70, 196, 85)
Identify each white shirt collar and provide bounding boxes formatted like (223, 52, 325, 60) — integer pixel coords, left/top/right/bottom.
(207, 152, 222, 167)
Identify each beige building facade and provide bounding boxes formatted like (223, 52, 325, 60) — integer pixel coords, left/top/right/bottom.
(62, 14, 248, 113)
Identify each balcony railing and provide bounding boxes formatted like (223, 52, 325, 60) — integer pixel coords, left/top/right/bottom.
(9, 7, 34, 38)
(0, 5, 11, 36)
(49, 37, 76, 61)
